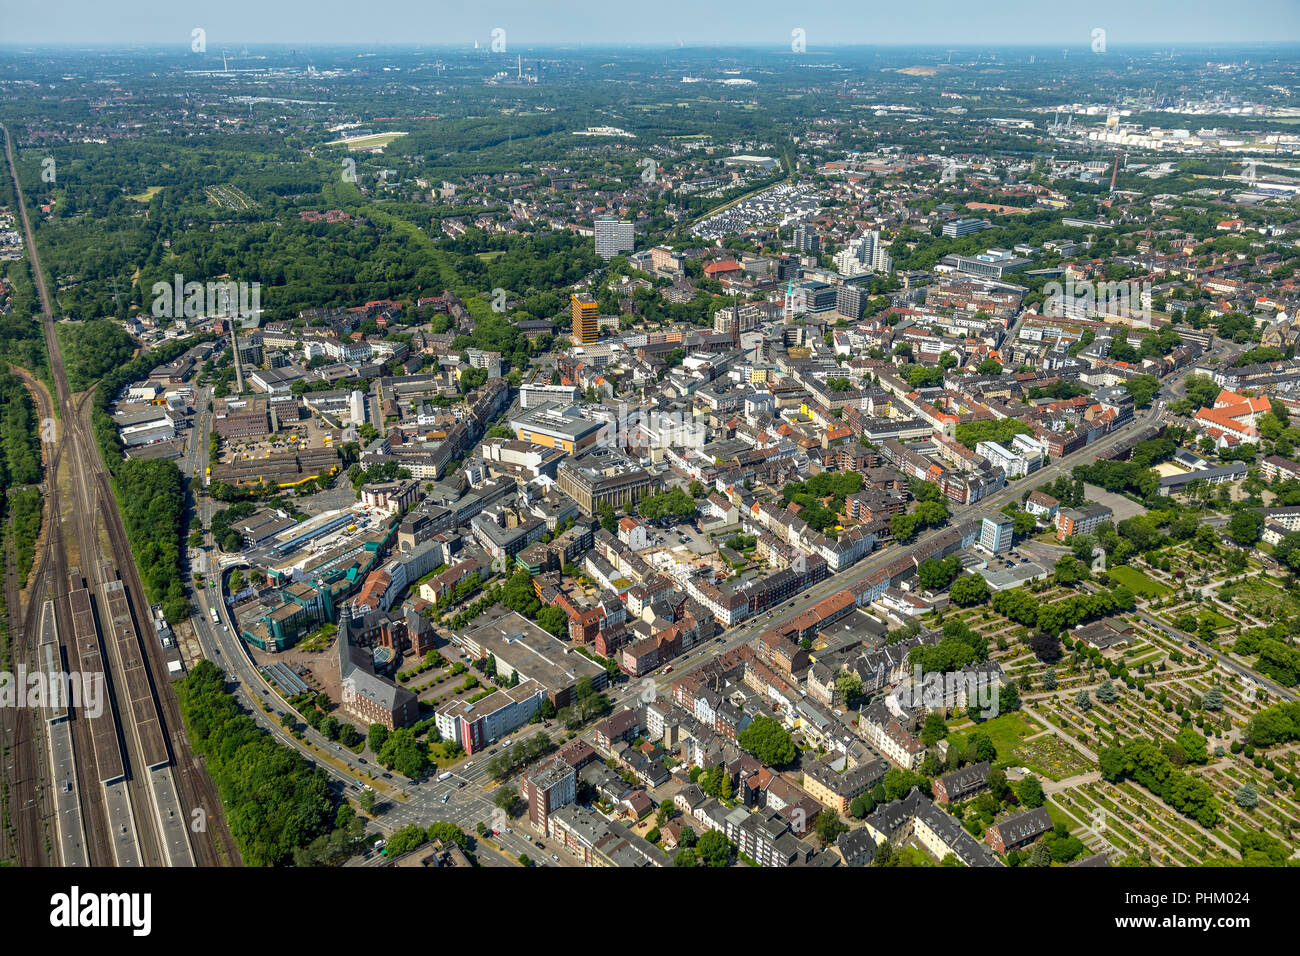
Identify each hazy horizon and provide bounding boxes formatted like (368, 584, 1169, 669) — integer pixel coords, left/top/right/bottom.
(3, 0, 1298, 47)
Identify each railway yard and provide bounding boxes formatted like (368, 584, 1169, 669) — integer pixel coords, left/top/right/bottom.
(0, 123, 236, 868)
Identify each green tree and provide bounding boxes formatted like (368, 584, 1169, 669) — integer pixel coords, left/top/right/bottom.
(378, 728, 431, 778)
(1226, 509, 1263, 546)
(495, 786, 520, 817)
(695, 830, 734, 867)
(1018, 775, 1046, 809)
(949, 573, 990, 607)
(1175, 725, 1208, 766)
(1236, 782, 1258, 809)
(737, 715, 797, 766)
(814, 810, 848, 846)
(836, 672, 864, 708)
(920, 712, 948, 747)
(967, 731, 997, 764)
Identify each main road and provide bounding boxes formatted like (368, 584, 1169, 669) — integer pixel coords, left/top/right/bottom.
(623, 376, 1188, 704)
(195, 573, 571, 865)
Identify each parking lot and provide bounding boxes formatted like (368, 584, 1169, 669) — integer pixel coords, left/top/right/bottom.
(646, 519, 713, 557)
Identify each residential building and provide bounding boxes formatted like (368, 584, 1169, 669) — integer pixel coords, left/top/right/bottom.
(1055, 504, 1112, 541)
(522, 757, 577, 834)
(985, 807, 1054, 855)
(594, 218, 635, 260)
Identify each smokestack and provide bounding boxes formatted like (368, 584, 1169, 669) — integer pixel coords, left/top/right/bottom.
(231, 326, 245, 394)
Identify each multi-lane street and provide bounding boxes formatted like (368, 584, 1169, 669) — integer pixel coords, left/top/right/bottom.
(162, 338, 1184, 870)
(192, 575, 580, 865)
(625, 381, 1185, 702)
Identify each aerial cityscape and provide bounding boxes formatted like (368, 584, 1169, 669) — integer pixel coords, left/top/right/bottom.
(1, 2, 1298, 902)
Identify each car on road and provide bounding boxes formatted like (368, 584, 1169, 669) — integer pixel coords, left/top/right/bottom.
(535, 840, 545, 848)
(441, 794, 449, 804)
(358, 758, 367, 764)
(382, 772, 392, 779)
(551, 854, 559, 862)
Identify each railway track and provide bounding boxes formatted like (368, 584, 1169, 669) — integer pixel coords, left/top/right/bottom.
(1, 122, 236, 867)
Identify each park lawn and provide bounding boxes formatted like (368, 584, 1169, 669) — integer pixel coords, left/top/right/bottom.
(1045, 798, 1085, 832)
(1197, 609, 1234, 631)
(428, 741, 465, 764)
(1106, 565, 1170, 599)
(948, 711, 1035, 760)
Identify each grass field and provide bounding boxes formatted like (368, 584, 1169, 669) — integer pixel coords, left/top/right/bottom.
(1107, 564, 1170, 598)
(128, 186, 162, 202)
(326, 131, 408, 150)
(1196, 608, 1235, 631)
(948, 711, 1036, 760)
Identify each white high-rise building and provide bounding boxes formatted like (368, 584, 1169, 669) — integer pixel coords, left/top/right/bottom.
(594, 218, 635, 259)
(835, 230, 892, 276)
(834, 247, 867, 277)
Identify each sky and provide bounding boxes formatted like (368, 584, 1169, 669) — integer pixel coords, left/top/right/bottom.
(2, 0, 1298, 47)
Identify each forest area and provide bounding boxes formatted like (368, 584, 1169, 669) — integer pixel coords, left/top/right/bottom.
(178, 660, 342, 866)
(0, 370, 44, 585)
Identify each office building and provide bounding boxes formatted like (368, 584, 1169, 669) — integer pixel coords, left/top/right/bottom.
(510, 402, 605, 455)
(979, 516, 1014, 555)
(942, 217, 991, 238)
(557, 446, 654, 515)
(837, 282, 868, 320)
(939, 249, 1032, 280)
(571, 292, 599, 346)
